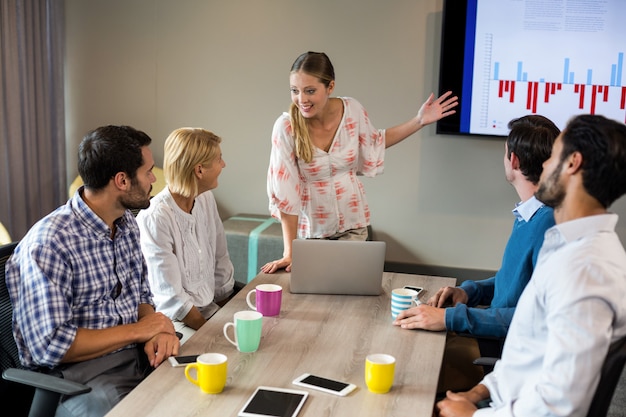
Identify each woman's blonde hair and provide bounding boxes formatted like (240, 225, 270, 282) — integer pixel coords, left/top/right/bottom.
(164, 128, 222, 198)
(289, 51, 335, 163)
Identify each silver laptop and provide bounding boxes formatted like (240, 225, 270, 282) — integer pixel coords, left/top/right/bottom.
(289, 239, 386, 295)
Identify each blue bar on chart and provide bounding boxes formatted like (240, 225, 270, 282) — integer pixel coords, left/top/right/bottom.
(610, 52, 623, 87)
(516, 62, 527, 82)
(563, 58, 571, 84)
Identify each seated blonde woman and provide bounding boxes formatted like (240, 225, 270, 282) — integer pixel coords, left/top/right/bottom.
(136, 128, 235, 344)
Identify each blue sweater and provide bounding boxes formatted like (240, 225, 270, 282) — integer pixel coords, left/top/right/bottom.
(445, 204, 555, 337)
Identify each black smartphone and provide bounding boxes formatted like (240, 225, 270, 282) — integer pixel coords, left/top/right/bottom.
(292, 373, 356, 396)
(403, 285, 424, 295)
(168, 355, 199, 367)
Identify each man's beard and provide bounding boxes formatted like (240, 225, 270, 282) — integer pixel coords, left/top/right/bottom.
(536, 161, 566, 209)
(121, 180, 152, 210)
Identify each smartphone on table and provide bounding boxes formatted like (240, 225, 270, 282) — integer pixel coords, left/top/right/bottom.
(292, 373, 357, 396)
(403, 285, 424, 305)
(403, 285, 423, 295)
(168, 354, 199, 367)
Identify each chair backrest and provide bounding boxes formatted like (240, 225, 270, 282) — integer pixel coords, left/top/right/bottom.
(0, 241, 34, 416)
(586, 335, 626, 417)
(0, 241, 20, 372)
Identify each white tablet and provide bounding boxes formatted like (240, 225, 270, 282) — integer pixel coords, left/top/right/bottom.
(238, 386, 309, 417)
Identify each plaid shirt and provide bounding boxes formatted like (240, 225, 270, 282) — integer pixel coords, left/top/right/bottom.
(6, 189, 154, 369)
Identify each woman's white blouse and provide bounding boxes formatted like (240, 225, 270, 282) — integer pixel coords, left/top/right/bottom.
(136, 188, 234, 321)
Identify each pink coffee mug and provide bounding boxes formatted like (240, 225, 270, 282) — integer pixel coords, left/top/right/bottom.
(246, 284, 282, 316)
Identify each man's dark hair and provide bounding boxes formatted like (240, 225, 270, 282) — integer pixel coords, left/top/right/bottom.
(559, 114, 626, 208)
(78, 125, 152, 191)
(507, 115, 561, 185)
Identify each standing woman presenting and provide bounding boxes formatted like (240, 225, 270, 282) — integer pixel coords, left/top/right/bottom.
(262, 51, 458, 274)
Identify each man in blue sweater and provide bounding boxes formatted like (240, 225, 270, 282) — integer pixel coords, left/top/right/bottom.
(394, 115, 559, 391)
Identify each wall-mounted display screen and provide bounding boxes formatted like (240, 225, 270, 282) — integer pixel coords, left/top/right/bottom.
(437, 0, 626, 137)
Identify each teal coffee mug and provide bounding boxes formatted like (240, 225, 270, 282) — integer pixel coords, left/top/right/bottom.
(223, 310, 263, 353)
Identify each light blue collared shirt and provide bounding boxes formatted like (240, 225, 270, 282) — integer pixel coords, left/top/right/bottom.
(512, 195, 544, 222)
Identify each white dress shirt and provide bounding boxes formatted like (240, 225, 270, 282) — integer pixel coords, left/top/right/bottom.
(476, 214, 626, 417)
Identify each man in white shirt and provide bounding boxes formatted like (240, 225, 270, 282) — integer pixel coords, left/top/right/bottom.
(436, 114, 626, 417)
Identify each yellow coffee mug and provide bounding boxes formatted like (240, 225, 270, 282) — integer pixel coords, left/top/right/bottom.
(184, 353, 228, 394)
(365, 353, 396, 394)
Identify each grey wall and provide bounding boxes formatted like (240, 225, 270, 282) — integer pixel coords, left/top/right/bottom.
(64, 0, 626, 274)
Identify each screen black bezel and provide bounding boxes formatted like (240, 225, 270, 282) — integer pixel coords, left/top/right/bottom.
(437, 0, 469, 136)
(436, 0, 506, 139)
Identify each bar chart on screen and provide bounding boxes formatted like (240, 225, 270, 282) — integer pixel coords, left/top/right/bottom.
(466, 0, 626, 136)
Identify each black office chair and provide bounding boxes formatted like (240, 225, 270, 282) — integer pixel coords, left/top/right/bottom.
(458, 333, 505, 374)
(0, 241, 91, 417)
(586, 335, 626, 417)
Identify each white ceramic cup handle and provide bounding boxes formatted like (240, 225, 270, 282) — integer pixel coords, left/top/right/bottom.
(246, 290, 257, 311)
(223, 322, 237, 347)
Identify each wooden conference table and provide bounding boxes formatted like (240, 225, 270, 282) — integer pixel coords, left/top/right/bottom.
(106, 271, 456, 417)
